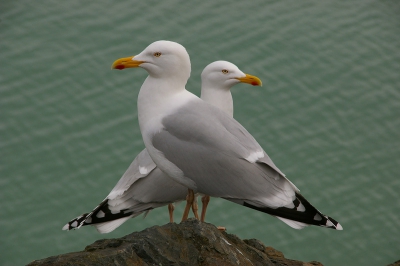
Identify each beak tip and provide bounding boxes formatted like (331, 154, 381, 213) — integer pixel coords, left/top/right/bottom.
(111, 64, 125, 70)
(240, 73, 262, 87)
(111, 56, 138, 70)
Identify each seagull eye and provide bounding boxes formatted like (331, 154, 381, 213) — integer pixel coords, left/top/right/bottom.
(222, 69, 229, 74)
(154, 52, 162, 57)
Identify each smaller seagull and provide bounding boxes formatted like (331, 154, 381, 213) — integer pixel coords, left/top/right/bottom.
(62, 61, 262, 233)
(114, 40, 343, 231)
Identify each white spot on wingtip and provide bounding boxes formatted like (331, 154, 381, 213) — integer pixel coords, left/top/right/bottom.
(86, 217, 92, 223)
(296, 203, 305, 212)
(139, 166, 149, 175)
(286, 202, 295, 208)
(62, 224, 69, 230)
(336, 223, 343, 230)
(245, 150, 264, 163)
(71, 221, 78, 227)
(96, 210, 105, 218)
(314, 214, 322, 221)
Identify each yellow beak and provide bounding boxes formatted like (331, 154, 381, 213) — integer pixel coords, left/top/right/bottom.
(111, 56, 145, 70)
(236, 73, 262, 86)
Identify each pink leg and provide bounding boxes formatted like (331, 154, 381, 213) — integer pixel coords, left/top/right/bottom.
(191, 195, 199, 220)
(168, 203, 175, 223)
(181, 189, 195, 222)
(200, 195, 210, 222)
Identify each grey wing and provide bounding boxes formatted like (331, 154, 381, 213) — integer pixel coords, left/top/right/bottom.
(152, 102, 297, 208)
(107, 147, 187, 211)
(109, 168, 188, 210)
(151, 103, 343, 231)
(192, 101, 297, 191)
(217, 112, 287, 178)
(107, 149, 157, 200)
(63, 150, 188, 233)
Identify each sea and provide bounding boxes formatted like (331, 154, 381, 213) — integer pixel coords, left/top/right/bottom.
(1, 1, 399, 265)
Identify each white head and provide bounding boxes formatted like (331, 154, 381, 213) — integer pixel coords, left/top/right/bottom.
(200, 60, 262, 117)
(112, 40, 191, 84)
(201, 60, 262, 90)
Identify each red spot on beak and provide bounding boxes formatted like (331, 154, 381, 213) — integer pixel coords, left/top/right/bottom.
(251, 81, 258, 86)
(115, 65, 125, 70)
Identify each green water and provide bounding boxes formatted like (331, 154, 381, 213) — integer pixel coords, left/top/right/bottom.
(1, 1, 399, 265)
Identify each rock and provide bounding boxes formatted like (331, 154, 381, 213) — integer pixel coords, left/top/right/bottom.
(28, 219, 323, 266)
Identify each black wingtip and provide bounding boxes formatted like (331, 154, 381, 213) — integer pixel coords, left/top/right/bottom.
(241, 192, 342, 230)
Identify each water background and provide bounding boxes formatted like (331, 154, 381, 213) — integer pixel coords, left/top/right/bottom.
(1, 1, 399, 265)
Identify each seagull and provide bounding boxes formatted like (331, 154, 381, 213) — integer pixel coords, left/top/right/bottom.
(62, 61, 262, 233)
(111, 40, 343, 231)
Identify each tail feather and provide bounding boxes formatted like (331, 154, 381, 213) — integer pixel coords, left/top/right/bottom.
(275, 217, 307, 229)
(227, 192, 343, 230)
(93, 216, 135, 234)
(62, 198, 151, 232)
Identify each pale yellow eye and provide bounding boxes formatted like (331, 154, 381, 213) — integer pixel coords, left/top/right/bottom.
(154, 52, 162, 57)
(222, 69, 229, 74)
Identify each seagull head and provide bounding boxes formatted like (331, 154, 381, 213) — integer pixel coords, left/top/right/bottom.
(112, 40, 191, 83)
(201, 61, 262, 90)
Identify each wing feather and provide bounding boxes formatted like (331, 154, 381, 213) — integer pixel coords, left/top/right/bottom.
(152, 102, 296, 208)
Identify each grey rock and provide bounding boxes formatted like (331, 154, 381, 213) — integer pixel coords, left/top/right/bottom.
(28, 219, 324, 266)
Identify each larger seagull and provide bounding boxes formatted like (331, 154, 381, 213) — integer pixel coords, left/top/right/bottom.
(112, 40, 342, 230)
(62, 61, 262, 233)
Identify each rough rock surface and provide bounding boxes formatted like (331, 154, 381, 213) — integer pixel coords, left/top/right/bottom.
(28, 219, 324, 266)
